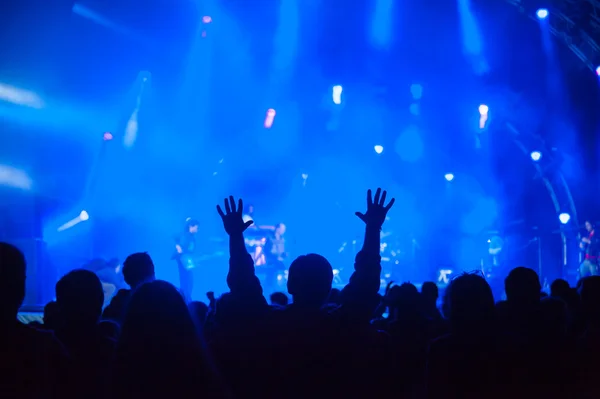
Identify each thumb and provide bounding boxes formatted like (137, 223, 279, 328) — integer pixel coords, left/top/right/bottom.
(243, 220, 254, 229)
(355, 212, 366, 221)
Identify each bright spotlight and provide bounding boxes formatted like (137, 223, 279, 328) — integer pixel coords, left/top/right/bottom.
(444, 173, 455, 182)
(202, 16, 212, 24)
(410, 84, 423, 100)
(332, 85, 343, 105)
(536, 8, 549, 19)
(374, 145, 384, 154)
(264, 108, 276, 128)
(530, 151, 542, 161)
(58, 210, 90, 232)
(478, 104, 489, 115)
(559, 212, 571, 224)
(103, 132, 113, 141)
(596, 66, 600, 76)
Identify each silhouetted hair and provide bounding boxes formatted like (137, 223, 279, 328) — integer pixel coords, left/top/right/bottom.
(421, 281, 439, 301)
(55, 269, 104, 325)
(444, 272, 495, 330)
(287, 254, 333, 306)
(505, 266, 541, 305)
(270, 292, 289, 307)
(550, 278, 570, 298)
(122, 252, 155, 289)
(0, 242, 27, 320)
(43, 300, 60, 330)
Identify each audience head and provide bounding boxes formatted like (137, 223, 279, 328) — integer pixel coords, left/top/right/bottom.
(388, 283, 422, 319)
(270, 292, 289, 307)
(444, 272, 495, 332)
(55, 269, 104, 327)
(550, 278, 570, 298)
(505, 266, 541, 305)
(43, 300, 60, 330)
(0, 242, 26, 322)
(421, 281, 439, 305)
(287, 254, 333, 308)
(122, 252, 155, 289)
(119, 280, 200, 351)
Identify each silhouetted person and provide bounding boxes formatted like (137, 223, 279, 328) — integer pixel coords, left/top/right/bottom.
(498, 266, 542, 339)
(103, 252, 155, 324)
(43, 300, 60, 331)
(427, 273, 520, 399)
(421, 281, 442, 321)
(0, 242, 67, 398)
(55, 269, 116, 399)
(112, 280, 226, 398)
(212, 190, 394, 397)
(269, 291, 289, 307)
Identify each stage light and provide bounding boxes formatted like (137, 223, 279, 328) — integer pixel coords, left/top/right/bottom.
(103, 132, 113, 141)
(444, 173, 455, 182)
(410, 84, 423, 100)
(332, 85, 343, 105)
(536, 8, 549, 19)
(596, 66, 600, 76)
(264, 108, 276, 128)
(478, 104, 489, 115)
(559, 213, 571, 224)
(530, 151, 542, 161)
(202, 16, 212, 24)
(0, 83, 44, 108)
(374, 145, 384, 154)
(57, 210, 90, 232)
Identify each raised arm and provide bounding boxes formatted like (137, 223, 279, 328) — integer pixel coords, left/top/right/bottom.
(217, 196, 267, 310)
(341, 188, 395, 320)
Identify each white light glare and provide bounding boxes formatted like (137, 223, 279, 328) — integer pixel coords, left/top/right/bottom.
(57, 210, 90, 232)
(559, 212, 571, 224)
(444, 173, 454, 182)
(264, 108, 276, 128)
(332, 85, 343, 105)
(0, 83, 44, 108)
(374, 145, 384, 154)
(596, 66, 600, 76)
(530, 151, 542, 161)
(536, 9, 549, 20)
(478, 104, 489, 115)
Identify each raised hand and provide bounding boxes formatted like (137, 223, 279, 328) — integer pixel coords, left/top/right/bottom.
(216, 196, 254, 235)
(355, 188, 395, 229)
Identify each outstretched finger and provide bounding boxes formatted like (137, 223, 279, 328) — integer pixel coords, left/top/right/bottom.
(367, 189, 373, 205)
(229, 196, 236, 213)
(224, 198, 231, 214)
(243, 220, 254, 230)
(216, 205, 225, 218)
(380, 190, 387, 206)
(237, 198, 244, 215)
(373, 188, 381, 205)
(384, 197, 396, 211)
(355, 211, 366, 223)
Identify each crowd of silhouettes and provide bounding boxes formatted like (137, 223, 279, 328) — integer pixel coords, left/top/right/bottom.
(1, 188, 599, 398)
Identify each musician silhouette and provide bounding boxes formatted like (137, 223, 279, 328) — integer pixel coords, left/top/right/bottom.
(173, 218, 199, 301)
